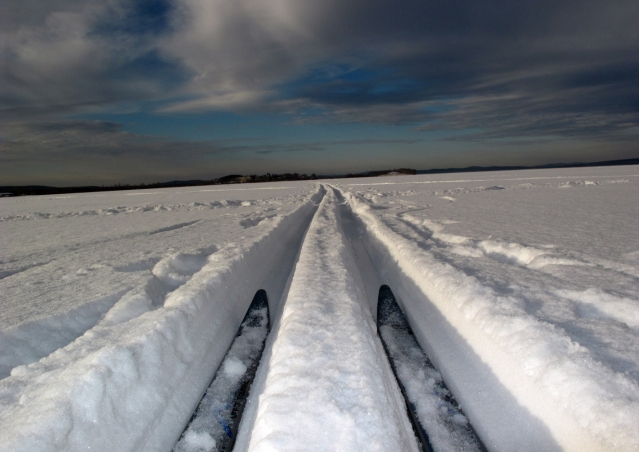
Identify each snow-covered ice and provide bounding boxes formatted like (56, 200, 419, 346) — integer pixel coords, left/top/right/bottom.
(1, 167, 638, 451)
(340, 166, 639, 451)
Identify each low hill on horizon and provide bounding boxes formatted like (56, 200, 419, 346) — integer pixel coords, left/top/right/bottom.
(2, 157, 638, 197)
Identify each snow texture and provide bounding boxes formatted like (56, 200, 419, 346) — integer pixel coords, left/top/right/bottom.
(0, 183, 322, 451)
(236, 187, 417, 452)
(1, 167, 638, 451)
(340, 166, 639, 451)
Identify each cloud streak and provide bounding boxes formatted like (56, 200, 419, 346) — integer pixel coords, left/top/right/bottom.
(1, 0, 638, 183)
(1, 116, 426, 184)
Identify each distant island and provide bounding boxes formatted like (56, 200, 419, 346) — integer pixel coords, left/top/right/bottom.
(1, 158, 638, 197)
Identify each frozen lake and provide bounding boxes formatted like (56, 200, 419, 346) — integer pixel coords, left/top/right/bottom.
(1, 166, 638, 451)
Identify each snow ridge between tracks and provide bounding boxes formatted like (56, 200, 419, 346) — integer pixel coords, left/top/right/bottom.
(238, 186, 417, 452)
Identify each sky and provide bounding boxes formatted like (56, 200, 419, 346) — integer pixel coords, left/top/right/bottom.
(1, 0, 638, 186)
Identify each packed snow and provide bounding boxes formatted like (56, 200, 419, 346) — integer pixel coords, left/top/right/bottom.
(235, 187, 417, 452)
(0, 167, 638, 451)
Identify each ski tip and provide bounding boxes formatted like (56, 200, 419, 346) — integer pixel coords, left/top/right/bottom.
(244, 289, 270, 330)
(377, 284, 399, 326)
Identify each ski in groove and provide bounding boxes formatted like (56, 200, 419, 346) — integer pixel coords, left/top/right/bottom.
(174, 290, 270, 452)
(377, 285, 486, 452)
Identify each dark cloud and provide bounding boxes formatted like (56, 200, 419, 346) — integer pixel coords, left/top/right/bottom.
(268, 0, 639, 135)
(4, 0, 638, 126)
(1, 0, 638, 184)
(0, 118, 262, 185)
(0, 0, 185, 111)
(0, 0, 87, 32)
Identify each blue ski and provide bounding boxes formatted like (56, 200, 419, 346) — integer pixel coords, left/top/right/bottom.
(377, 285, 486, 452)
(174, 289, 270, 452)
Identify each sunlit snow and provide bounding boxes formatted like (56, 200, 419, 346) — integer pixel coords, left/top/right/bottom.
(1, 167, 638, 451)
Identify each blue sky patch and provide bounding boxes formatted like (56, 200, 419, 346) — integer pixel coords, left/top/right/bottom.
(92, 0, 173, 37)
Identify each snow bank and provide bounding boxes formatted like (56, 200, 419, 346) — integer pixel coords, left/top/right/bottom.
(0, 290, 128, 378)
(237, 188, 418, 452)
(0, 187, 323, 452)
(343, 189, 639, 451)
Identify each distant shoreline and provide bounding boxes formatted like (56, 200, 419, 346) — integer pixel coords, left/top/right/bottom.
(2, 157, 638, 197)
(416, 157, 639, 175)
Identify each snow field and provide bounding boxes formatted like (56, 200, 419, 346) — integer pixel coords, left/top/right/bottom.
(0, 185, 300, 222)
(342, 177, 639, 451)
(0, 290, 129, 378)
(0, 184, 316, 376)
(0, 186, 323, 452)
(236, 187, 418, 452)
(0, 167, 637, 452)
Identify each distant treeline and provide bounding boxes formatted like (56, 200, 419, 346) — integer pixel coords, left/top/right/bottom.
(1, 158, 637, 197)
(0, 172, 318, 197)
(416, 157, 639, 175)
(0, 169, 416, 197)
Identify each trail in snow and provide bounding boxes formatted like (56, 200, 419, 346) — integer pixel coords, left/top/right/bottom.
(0, 192, 299, 222)
(342, 176, 639, 451)
(0, 186, 322, 452)
(0, 247, 216, 378)
(0, 185, 317, 376)
(0, 167, 637, 452)
(236, 187, 417, 452)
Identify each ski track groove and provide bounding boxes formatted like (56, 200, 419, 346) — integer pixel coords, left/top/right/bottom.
(237, 185, 418, 452)
(149, 220, 203, 235)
